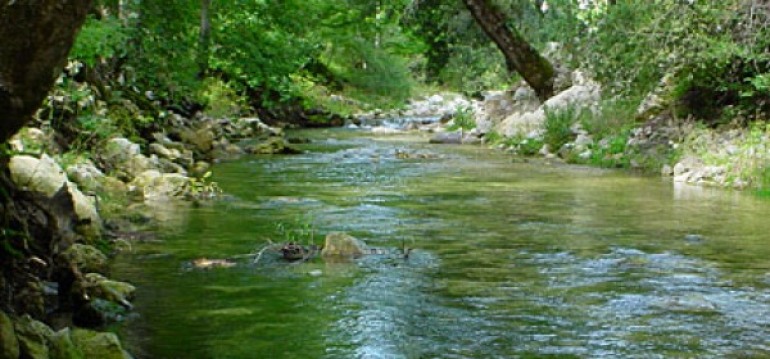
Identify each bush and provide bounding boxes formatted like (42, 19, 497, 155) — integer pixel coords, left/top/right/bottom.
(447, 106, 476, 131)
(581, 97, 639, 140)
(543, 106, 581, 150)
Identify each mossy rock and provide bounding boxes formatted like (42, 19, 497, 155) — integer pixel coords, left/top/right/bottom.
(321, 232, 367, 257)
(13, 315, 54, 359)
(49, 328, 84, 359)
(245, 137, 301, 155)
(61, 244, 108, 274)
(71, 329, 131, 359)
(0, 311, 20, 359)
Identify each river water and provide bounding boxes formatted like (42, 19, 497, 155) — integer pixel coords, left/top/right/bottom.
(115, 127, 770, 358)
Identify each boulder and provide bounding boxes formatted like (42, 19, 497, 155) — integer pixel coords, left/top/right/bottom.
(100, 138, 154, 180)
(80, 273, 135, 308)
(321, 232, 367, 257)
(68, 187, 102, 240)
(102, 138, 141, 164)
(61, 244, 109, 274)
(49, 328, 84, 359)
(71, 329, 131, 359)
(180, 126, 215, 153)
(244, 137, 301, 155)
(9, 154, 68, 197)
(66, 161, 105, 192)
(496, 81, 600, 138)
(0, 311, 19, 359)
(237, 117, 283, 137)
(149, 143, 174, 160)
(14, 315, 54, 359)
(429, 131, 463, 144)
(129, 170, 189, 200)
(10, 155, 101, 239)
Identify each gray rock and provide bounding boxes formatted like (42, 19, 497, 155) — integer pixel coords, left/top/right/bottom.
(244, 137, 300, 155)
(67, 161, 105, 192)
(321, 232, 367, 257)
(9, 154, 68, 197)
(129, 170, 189, 200)
(429, 131, 462, 144)
(180, 126, 215, 154)
(100, 138, 154, 181)
(0, 311, 19, 359)
(10, 155, 101, 239)
(149, 143, 174, 160)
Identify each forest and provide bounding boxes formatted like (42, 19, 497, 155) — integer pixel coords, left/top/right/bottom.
(2, 1, 770, 358)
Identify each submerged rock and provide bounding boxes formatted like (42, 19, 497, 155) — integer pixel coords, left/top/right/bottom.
(321, 232, 367, 257)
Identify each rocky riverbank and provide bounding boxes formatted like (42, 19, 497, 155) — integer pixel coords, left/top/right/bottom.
(358, 70, 770, 192)
(0, 111, 296, 358)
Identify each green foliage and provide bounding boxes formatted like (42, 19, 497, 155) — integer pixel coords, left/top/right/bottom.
(580, 98, 639, 140)
(178, 171, 222, 202)
(438, 44, 510, 93)
(504, 135, 543, 156)
(198, 78, 247, 118)
(447, 106, 476, 131)
(70, 15, 129, 66)
(543, 106, 580, 151)
(588, 131, 631, 168)
(274, 216, 316, 245)
(484, 130, 504, 145)
(129, 1, 201, 100)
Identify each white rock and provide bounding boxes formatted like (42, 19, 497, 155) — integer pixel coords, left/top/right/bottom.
(10, 154, 68, 197)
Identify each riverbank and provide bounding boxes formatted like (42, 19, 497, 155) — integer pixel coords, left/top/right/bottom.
(357, 71, 770, 193)
(0, 103, 302, 358)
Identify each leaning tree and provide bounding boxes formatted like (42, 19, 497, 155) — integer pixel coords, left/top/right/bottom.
(462, 0, 555, 100)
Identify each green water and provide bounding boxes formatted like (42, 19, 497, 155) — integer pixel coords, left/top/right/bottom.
(115, 129, 770, 358)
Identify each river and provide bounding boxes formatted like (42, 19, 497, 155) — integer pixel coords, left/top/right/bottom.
(114, 127, 770, 358)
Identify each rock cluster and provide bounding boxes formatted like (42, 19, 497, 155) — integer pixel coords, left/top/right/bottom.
(3, 112, 295, 358)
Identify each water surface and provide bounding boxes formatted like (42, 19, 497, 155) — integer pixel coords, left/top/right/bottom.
(115, 128, 770, 358)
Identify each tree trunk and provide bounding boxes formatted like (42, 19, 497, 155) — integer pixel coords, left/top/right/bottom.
(0, 1, 93, 144)
(198, 0, 212, 78)
(462, 0, 555, 101)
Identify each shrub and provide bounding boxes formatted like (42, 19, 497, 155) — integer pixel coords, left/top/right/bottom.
(447, 106, 476, 131)
(543, 106, 581, 150)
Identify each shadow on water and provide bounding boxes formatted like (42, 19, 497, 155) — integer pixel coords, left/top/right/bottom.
(115, 128, 770, 358)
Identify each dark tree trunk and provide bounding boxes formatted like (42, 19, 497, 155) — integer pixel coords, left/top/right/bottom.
(198, 0, 212, 78)
(0, 0, 93, 144)
(462, 0, 555, 100)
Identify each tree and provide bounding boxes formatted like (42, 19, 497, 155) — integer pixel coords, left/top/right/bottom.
(198, 0, 212, 78)
(0, 1, 93, 143)
(462, 0, 555, 100)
